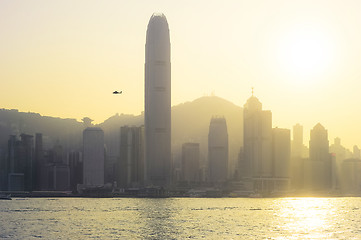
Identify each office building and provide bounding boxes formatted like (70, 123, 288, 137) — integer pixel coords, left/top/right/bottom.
(304, 123, 331, 191)
(243, 93, 272, 191)
(272, 128, 291, 191)
(118, 126, 145, 188)
(208, 117, 228, 183)
(144, 13, 171, 187)
(181, 142, 200, 183)
(83, 127, 104, 187)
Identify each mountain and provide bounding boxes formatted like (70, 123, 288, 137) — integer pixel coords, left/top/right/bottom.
(97, 96, 243, 164)
(0, 109, 83, 151)
(171, 96, 243, 166)
(0, 96, 243, 165)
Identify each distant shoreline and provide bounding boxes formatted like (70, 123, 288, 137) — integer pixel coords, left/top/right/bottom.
(1, 191, 360, 199)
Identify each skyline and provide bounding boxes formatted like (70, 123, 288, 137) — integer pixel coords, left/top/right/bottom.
(1, 0, 361, 149)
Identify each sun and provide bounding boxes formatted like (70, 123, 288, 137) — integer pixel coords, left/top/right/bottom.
(277, 25, 334, 82)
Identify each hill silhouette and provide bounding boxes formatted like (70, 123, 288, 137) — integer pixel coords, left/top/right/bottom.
(0, 109, 83, 152)
(171, 96, 243, 166)
(98, 96, 243, 166)
(0, 96, 243, 166)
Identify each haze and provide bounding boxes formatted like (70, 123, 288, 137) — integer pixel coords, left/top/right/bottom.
(1, 0, 361, 148)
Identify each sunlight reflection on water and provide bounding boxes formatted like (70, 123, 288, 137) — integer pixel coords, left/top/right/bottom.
(1, 197, 361, 239)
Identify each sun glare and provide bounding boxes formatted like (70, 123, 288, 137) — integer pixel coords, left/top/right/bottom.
(277, 26, 334, 83)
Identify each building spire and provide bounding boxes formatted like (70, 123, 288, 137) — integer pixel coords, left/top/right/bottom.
(251, 87, 254, 96)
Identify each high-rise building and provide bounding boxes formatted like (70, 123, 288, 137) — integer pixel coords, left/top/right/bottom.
(69, 151, 83, 192)
(340, 158, 361, 193)
(20, 134, 34, 192)
(118, 126, 145, 188)
(272, 128, 291, 178)
(291, 124, 305, 190)
(243, 93, 273, 192)
(304, 123, 331, 191)
(144, 13, 171, 187)
(34, 133, 43, 190)
(6, 134, 34, 191)
(272, 128, 291, 191)
(0, 148, 6, 190)
(329, 137, 347, 190)
(208, 117, 228, 183)
(7, 135, 24, 191)
(181, 143, 200, 183)
(83, 127, 104, 187)
(243, 94, 272, 179)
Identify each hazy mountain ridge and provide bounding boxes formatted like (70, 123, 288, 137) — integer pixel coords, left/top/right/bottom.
(0, 96, 243, 163)
(0, 109, 83, 151)
(171, 96, 243, 166)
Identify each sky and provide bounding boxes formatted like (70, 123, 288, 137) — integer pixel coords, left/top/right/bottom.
(1, 0, 361, 149)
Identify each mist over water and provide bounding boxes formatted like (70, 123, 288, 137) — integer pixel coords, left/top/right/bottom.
(1, 197, 361, 239)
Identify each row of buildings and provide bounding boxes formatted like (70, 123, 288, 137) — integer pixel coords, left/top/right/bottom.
(1, 93, 360, 195)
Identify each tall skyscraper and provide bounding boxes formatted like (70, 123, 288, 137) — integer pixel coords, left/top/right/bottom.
(243, 94, 272, 179)
(304, 123, 331, 190)
(83, 127, 104, 187)
(144, 13, 171, 187)
(208, 117, 228, 183)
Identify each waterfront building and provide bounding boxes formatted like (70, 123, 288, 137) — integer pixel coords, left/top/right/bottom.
(118, 126, 145, 188)
(34, 133, 44, 190)
(83, 127, 104, 187)
(304, 123, 331, 191)
(144, 13, 171, 187)
(340, 158, 361, 193)
(181, 142, 200, 183)
(208, 117, 228, 183)
(69, 151, 83, 192)
(243, 93, 272, 191)
(291, 124, 305, 190)
(0, 148, 6, 190)
(272, 127, 291, 191)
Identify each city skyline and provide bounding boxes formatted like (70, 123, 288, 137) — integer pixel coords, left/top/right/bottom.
(1, 0, 361, 149)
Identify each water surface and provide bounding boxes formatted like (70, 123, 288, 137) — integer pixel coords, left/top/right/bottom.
(1, 197, 360, 239)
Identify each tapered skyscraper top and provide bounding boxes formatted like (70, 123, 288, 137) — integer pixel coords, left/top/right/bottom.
(146, 13, 170, 63)
(144, 13, 171, 187)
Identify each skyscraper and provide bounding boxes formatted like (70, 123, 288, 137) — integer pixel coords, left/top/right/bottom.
(304, 123, 331, 190)
(182, 142, 200, 183)
(291, 124, 305, 190)
(243, 94, 272, 179)
(144, 13, 171, 187)
(83, 127, 104, 187)
(118, 125, 145, 188)
(243, 93, 273, 192)
(208, 117, 228, 183)
(272, 128, 291, 178)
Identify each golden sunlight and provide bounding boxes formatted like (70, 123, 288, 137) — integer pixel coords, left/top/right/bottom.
(277, 25, 334, 82)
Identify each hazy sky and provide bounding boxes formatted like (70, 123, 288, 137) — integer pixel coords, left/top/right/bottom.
(1, 0, 361, 148)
